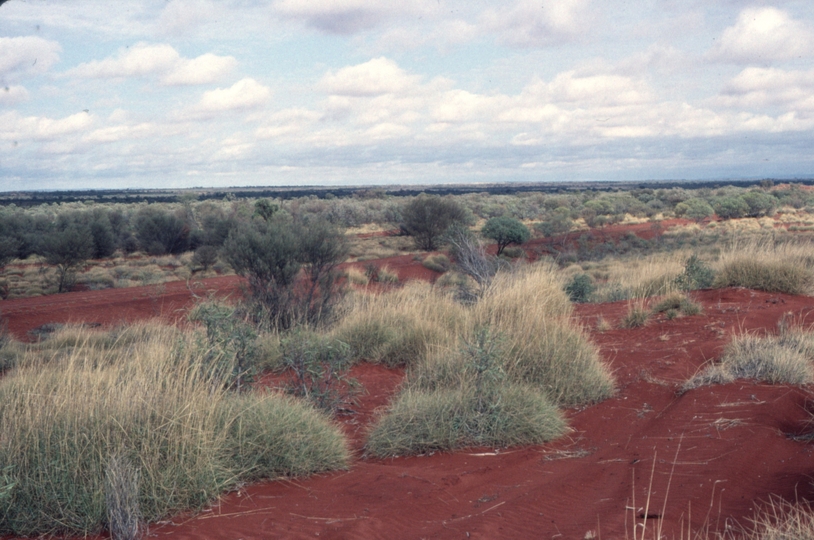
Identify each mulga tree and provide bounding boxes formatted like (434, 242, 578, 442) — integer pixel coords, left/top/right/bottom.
(43, 224, 94, 293)
(401, 194, 471, 251)
(481, 216, 530, 256)
(223, 214, 348, 329)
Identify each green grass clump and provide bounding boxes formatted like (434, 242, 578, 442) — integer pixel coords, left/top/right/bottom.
(0, 323, 349, 537)
(217, 392, 349, 481)
(683, 329, 814, 392)
(365, 384, 565, 457)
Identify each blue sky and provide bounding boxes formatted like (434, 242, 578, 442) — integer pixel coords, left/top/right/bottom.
(1, 0, 813, 191)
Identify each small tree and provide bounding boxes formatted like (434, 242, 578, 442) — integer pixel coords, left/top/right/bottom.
(43, 225, 94, 293)
(223, 216, 348, 329)
(401, 194, 470, 251)
(134, 207, 191, 255)
(481, 216, 530, 256)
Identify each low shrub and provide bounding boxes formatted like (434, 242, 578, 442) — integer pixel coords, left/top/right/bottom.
(565, 273, 595, 303)
(674, 254, 715, 290)
(683, 329, 814, 391)
(279, 330, 357, 413)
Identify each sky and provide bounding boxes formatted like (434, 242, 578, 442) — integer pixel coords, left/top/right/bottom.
(0, 0, 813, 191)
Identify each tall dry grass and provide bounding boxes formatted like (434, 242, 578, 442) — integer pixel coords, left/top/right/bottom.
(332, 281, 466, 367)
(713, 238, 814, 295)
(364, 263, 614, 456)
(0, 323, 349, 537)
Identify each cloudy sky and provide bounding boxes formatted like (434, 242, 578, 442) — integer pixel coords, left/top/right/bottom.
(1, 0, 813, 191)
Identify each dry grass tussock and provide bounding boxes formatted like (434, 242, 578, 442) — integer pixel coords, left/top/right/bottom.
(683, 327, 814, 391)
(364, 264, 614, 457)
(713, 238, 814, 295)
(0, 323, 349, 537)
(587, 250, 689, 302)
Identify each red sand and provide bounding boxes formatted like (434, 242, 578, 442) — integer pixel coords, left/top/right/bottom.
(3, 228, 814, 538)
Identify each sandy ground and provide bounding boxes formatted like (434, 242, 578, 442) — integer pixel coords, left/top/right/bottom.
(2, 222, 814, 539)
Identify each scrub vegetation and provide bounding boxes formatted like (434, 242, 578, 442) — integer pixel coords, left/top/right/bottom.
(4, 180, 814, 536)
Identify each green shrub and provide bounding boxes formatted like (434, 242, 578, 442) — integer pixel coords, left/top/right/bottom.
(565, 273, 595, 303)
(675, 255, 715, 290)
(279, 330, 356, 413)
(481, 216, 530, 256)
(401, 194, 471, 251)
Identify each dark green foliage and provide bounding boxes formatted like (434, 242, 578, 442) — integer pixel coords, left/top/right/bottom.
(189, 301, 258, 392)
(674, 198, 714, 221)
(253, 199, 279, 222)
(191, 245, 219, 272)
(43, 225, 94, 293)
(134, 207, 190, 255)
(565, 274, 595, 303)
(223, 217, 348, 329)
(280, 331, 356, 413)
(535, 207, 573, 237)
(741, 191, 777, 217)
(675, 255, 715, 290)
(401, 194, 471, 250)
(713, 196, 749, 219)
(481, 216, 530, 255)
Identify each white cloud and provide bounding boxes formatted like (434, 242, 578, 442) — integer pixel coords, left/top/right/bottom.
(0, 36, 62, 80)
(186, 78, 271, 117)
(66, 43, 236, 86)
(715, 67, 814, 111)
(0, 85, 31, 105)
(481, 0, 591, 47)
(709, 7, 813, 63)
(157, 0, 217, 36)
(320, 57, 422, 96)
(0, 111, 94, 142)
(273, 0, 434, 34)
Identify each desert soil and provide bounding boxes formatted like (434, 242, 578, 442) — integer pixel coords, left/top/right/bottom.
(2, 226, 814, 538)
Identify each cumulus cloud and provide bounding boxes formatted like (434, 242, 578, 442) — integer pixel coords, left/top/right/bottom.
(0, 111, 93, 142)
(185, 78, 271, 118)
(715, 67, 814, 111)
(709, 7, 813, 63)
(157, 0, 217, 36)
(481, 0, 591, 47)
(272, 0, 433, 34)
(320, 57, 422, 96)
(65, 43, 236, 85)
(0, 85, 31, 105)
(0, 36, 62, 80)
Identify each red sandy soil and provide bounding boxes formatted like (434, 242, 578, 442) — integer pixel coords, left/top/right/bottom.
(3, 225, 814, 538)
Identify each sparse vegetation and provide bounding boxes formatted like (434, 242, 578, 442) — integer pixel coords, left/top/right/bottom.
(683, 328, 814, 391)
